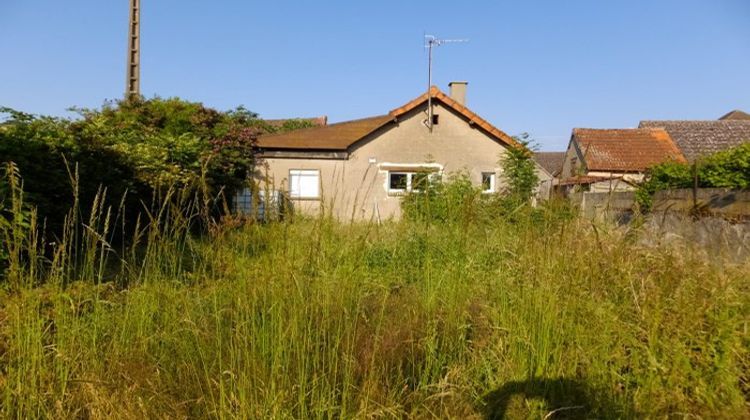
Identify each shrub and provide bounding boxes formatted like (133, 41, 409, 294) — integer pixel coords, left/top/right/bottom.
(0, 99, 317, 237)
(637, 143, 750, 210)
(401, 171, 488, 224)
(499, 134, 539, 205)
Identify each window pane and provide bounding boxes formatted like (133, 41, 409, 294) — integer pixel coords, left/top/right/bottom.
(412, 172, 428, 190)
(290, 170, 319, 198)
(298, 174, 319, 198)
(234, 188, 252, 214)
(482, 172, 495, 192)
(389, 173, 407, 190)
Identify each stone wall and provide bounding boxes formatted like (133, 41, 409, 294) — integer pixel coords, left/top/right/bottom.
(652, 188, 750, 218)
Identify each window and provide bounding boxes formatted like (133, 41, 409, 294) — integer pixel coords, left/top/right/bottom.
(389, 172, 408, 191)
(431, 114, 439, 125)
(481, 172, 496, 193)
(233, 188, 252, 214)
(289, 169, 320, 199)
(388, 171, 433, 193)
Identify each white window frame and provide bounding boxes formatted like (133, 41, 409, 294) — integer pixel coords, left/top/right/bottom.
(289, 169, 320, 199)
(387, 171, 436, 194)
(481, 172, 496, 194)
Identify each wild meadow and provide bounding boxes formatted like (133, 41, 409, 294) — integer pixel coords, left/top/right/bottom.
(1, 171, 748, 419)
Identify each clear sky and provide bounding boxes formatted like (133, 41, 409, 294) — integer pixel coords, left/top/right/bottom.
(1, 1, 749, 151)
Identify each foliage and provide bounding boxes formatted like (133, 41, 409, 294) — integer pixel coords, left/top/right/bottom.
(0, 98, 315, 235)
(499, 134, 539, 205)
(400, 171, 487, 224)
(636, 143, 750, 210)
(0, 179, 748, 418)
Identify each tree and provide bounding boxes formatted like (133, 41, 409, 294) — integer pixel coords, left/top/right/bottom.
(499, 134, 539, 204)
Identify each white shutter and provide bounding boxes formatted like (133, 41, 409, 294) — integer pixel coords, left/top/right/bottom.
(290, 170, 320, 198)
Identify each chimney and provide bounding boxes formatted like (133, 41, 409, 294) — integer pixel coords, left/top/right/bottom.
(448, 81, 467, 105)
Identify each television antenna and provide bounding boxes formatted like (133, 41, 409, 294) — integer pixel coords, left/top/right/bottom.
(424, 34, 468, 132)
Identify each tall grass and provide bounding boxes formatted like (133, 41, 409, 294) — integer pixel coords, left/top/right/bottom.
(0, 171, 748, 418)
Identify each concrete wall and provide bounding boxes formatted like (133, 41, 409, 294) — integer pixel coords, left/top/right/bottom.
(653, 189, 750, 218)
(571, 188, 750, 222)
(570, 191, 636, 222)
(257, 102, 552, 221)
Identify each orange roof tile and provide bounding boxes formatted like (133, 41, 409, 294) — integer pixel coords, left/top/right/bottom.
(389, 86, 520, 148)
(573, 128, 686, 172)
(256, 86, 520, 151)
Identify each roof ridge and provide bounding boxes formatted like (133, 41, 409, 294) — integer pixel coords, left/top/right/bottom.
(388, 86, 520, 148)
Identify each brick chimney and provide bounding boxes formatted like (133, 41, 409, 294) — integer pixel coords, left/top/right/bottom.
(448, 81, 467, 105)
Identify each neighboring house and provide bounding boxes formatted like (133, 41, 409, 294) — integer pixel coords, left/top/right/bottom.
(533, 152, 566, 178)
(719, 109, 750, 121)
(560, 128, 686, 192)
(250, 82, 552, 220)
(639, 112, 750, 162)
(533, 151, 565, 198)
(556, 175, 636, 195)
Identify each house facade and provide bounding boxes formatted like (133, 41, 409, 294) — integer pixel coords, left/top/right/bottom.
(560, 128, 686, 193)
(250, 83, 551, 221)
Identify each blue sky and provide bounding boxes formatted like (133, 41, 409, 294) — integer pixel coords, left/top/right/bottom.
(1, 1, 749, 151)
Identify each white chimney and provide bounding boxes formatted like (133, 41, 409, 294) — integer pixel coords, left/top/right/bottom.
(448, 81, 468, 105)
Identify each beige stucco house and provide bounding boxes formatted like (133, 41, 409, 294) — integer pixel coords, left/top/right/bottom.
(248, 83, 551, 221)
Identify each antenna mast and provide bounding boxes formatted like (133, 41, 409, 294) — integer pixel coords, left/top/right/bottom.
(126, 0, 141, 99)
(424, 34, 467, 132)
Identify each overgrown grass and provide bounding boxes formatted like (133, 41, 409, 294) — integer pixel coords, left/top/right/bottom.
(1, 180, 748, 418)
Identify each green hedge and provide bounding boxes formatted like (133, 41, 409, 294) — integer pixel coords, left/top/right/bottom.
(636, 143, 750, 210)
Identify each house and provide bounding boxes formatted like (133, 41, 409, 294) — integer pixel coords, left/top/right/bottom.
(250, 82, 552, 220)
(639, 111, 750, 162)
(533, 152, 566, 179)
(719, 110, 750, 121)
(560, 128, 686, 192)
(533, 151, 565, 195)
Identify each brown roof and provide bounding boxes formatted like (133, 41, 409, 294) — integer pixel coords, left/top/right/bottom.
(572, 128, 686, 172)
(533, 152, 566, 176)
(719, 110, 750, 120)
(256, 115, 393, 150)
(638, 120, 750, 161)
(256, 86, 520, 151)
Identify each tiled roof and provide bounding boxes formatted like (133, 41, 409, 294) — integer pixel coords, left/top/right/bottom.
(533, 152, 566, 176)
(638, 120, 750, 161)
(256, 86, 520, 151)
(573, 128, 686, 172)
(389, 86, 521, 148)
(719, 110, 750, 120)
(255, 115, 393, 150)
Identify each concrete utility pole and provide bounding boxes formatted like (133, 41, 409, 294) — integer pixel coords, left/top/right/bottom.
(126, 0, 141, 99)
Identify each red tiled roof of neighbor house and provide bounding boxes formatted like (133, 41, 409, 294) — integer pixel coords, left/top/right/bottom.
(572, 128, 686, 172)
(533, 152, 566, 176)
(638, 119, 750, 162)
(256, 86, 520, 151)
(719, 110, 750, 121)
